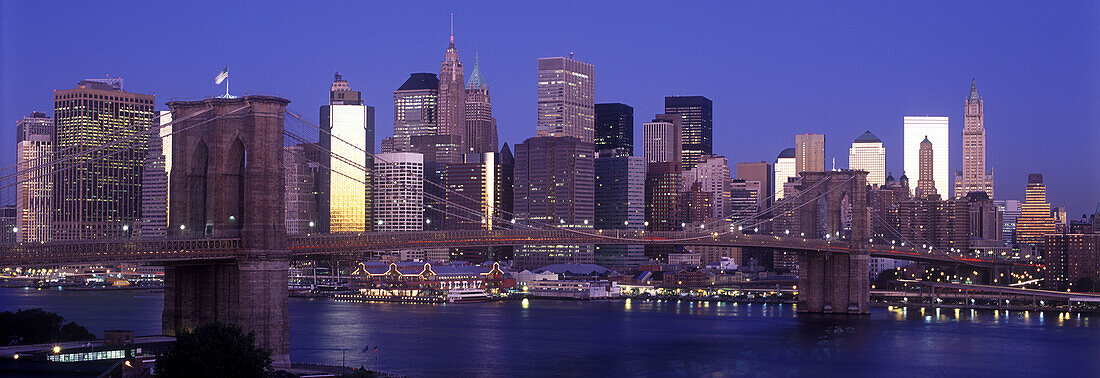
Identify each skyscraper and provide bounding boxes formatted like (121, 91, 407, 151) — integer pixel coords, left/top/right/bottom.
(904, 116, 949, 197)
(795, 133, 825, 174)
(994, 199, 1021, 246)
(736, 161, 773, 212)
(774, 148, 796, 199)
(595, 103, 634, 154)
(139, 110, 170, 239)
(955, 80, 994, 198)
(444, 147, 514, 262)
(643, 114, 682, 164)
(320, 73, 374, 233)
(1016, 174, 1054, 246)
(284, 143, 321, 235)
(683, 155, 731, 220)
(594, 150, 646, 269)
(664, 96, 713, 170)
(536, 56, 595, 142)
(849, 131, 886, 187)
(513, 136, 595, 269)
(373, 152, 425, 232)
(392, 73, 440, 151)
(465, 54, 498, 154)
(915, 137, 937, 198)
(52, 79, 153, 240)
(15, 112, 53, 243)
(438, 30, 466, 150)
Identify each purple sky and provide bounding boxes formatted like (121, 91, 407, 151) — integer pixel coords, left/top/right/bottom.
(2, 1, 1097, 216)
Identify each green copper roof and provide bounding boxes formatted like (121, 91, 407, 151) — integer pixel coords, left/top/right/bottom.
(468, 53, 485, 88)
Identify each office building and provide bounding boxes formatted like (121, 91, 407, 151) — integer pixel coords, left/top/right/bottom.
(595, 103, 633, 154)
(1042, 234, 1099, 292)
(285, 143, 321, 235)
(465, 54, 498, 154)
(373, 153, 425, 232)
(1016, 174, 1054, 246)
(444, 147, 514, 262)
(683, 155, 731, 220)
(513, 136, 595, 269)
(643, 114, 682, 164)
(774, 148, 796, 199)
(15, 112, 53, 242)
(536, 56, 595, 142)
(438, 30, 467, 150)
(52, 78, 153, 240)
(736, 161, 773, 212)
(994, 199, 1022, 246)
(411, 134, 463, 230)
(138, 111, 170, 239)
(594, 151, 646, 269)
(664, 96, 712, 170)
(795, 133, 825, 174)
(904, 116, 950, 197)
(320, 73, 374, 233)
(392, 73, 440, 152)
(729, 178, 761, 223)
(915, 137, 937, 198)
(955, 80, 994, 198)
(849, 131, 886, 187)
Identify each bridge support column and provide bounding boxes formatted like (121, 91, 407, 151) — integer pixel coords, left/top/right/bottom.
(163, 258, 290, 366)
(797, 251, 870, 314)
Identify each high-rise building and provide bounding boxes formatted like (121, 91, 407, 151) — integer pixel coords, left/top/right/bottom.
(594, 150, 646, 269)
(664, 96, 713, 170)
(849, 131, 886, 187)
(444, 147, 514, 262)
(643, 114, 681, 164)
(646, 161, 683, 260)
(904, 116, 950, 197)
(438, 30, 467, 150)
(0, 206, 15, 245)
(411, 134, 463, 231)
(392, 73, 440, 152)
(465, 54, 498, 154)
(15, 111, 53, 242)
(774, 148, 796, 199)
(1016, 174, 1054, 246)
(138, 111, 170, 239)
(513, 136, 595, 269)
(536, 56, 595, 142)
(795, 134, 825, 174)
(736, 162, 773, 212)
(683, 155, 731, 220)
(994, 199, 1022, 246)
(1042, 233, 1099, 292)
(955, 80, 994, 198)
(897, 196, 969, 253)
(320, 73, 374, 233)
(285, 143, 321, 235)
(595, 103, 633, 154)
(373, 152, 425, 232)
(52, 79, 153, 240)
(729, 179, 761, 223)
(915, 137, 937, 198)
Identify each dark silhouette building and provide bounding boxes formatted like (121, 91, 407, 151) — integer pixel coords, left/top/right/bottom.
(664, 96, 712, 170)
(595, 103, 634, 155)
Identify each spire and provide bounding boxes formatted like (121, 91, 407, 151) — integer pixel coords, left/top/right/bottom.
(468, 53, 485, 89)
(449, 13, 455, 47)
(968, 78, 980, 101)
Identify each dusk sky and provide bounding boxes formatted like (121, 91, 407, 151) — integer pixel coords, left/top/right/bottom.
(2, 1, 1097, 215)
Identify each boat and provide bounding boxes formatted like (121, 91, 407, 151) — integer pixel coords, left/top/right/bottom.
(446, 288, 489, 303)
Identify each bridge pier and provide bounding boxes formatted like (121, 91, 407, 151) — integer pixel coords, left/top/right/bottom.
(797, 251, 870, 314)
(794, 171, 871, 315)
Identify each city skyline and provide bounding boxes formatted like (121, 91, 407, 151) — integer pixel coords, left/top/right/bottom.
(0, 1, 1097, 216)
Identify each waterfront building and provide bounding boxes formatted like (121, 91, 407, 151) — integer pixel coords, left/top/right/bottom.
(52, 78, 153, 240)
(438, 30, 467, 151)
(513, 136, 595, 269)
(1016, 174, 1054, 246)
(995, 199, 1022, 246)
(285, 143, 321, 235)
(903, 116, 950, 197)
(594, 150, 646, 269)
(319, 73, 374, 233)
(915, 137, 937, 198)
(536, 56, 595, 142)
(664, 96, 712, 170)
(373, 152, 425, 232)
(955, 80, 994, 198)
(774, 148, 796, 199)
(1042, 233, 1099, 292)
(848, 131, 886, 187)
(795, 133, 825, 174)
(595, 103, 634, 154)
(643, 114, 682, 164)
(465, 54, 498, 154)
(138, 111, 169, 239)
(444, 147, 515, 262)
(683, 155, 731, 220)
(736, 161, 773, 211)
(15, 111, 53, 242)
(392, 73, 439, 152)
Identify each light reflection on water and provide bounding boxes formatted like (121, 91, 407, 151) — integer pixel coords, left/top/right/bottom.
(1, 288, 1097, 377)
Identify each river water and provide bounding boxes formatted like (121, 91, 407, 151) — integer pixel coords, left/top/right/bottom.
(1, 288, 1096, 377)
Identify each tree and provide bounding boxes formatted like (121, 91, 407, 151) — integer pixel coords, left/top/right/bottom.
(155, 322, 272, 378)
(0, 308, 95, 346)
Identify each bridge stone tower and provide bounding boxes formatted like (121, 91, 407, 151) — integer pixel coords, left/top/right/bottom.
(796, 170, 871, 314)
(163, 96, 291, 365)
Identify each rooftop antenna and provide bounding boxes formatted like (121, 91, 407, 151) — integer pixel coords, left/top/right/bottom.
(570, 51, 574, 59)
(450, 13, 454, 43)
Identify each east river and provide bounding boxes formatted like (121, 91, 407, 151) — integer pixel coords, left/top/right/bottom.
(1, 288, 1097, 377)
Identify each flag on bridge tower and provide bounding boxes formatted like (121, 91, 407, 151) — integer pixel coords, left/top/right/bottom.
(214, 66, 229, 84)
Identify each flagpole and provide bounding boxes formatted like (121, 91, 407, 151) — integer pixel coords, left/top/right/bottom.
(225, 76, 230, 98)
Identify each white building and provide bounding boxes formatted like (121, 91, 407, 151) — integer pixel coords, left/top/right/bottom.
(903, 116, 949, 197)
(138, 111, 170, 238)
(682, 154, 731, 219)
(536, 56, 595, 143)
(373, 152, 424, 232)
(643, 116, 682, 164)
(527, 280, 621, 299)
(848, 131, 886, 187)
(15, 112, 53, 243)
(774, 148, 796, 200)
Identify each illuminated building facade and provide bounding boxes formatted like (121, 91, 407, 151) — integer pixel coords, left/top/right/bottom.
(849, 131, 886, 187)
(595, 103, 633, 155)
(774, 148, 796, 199)
(139, 111, 170, 238)
(513, 136, 595, 269)
(392, 73, 439, 152)
(915, 137, 937, 198)
(444, 146, 515, 262)
(373, 153, 425, 232)
(664, 96, 712, 170)
(795, 133, 825, 174)
(438, 32, 467, 151)
(955, 80, 994, 198)
(52, 79, 153, 240)
(15, 112, 53, 242)
(642, 114, 681, 164)
(1016, 174, 1054, 246)
(465, 54, 497, 154)
(683, 154, 731, 220)
(1041, 234, 1099, 292)
(320, 73, 374, 233)
(904, 116, 949, 197)
(536, 56, 595, 142)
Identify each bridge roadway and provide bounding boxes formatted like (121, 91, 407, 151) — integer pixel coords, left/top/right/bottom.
(1, 230, 1006, 268)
